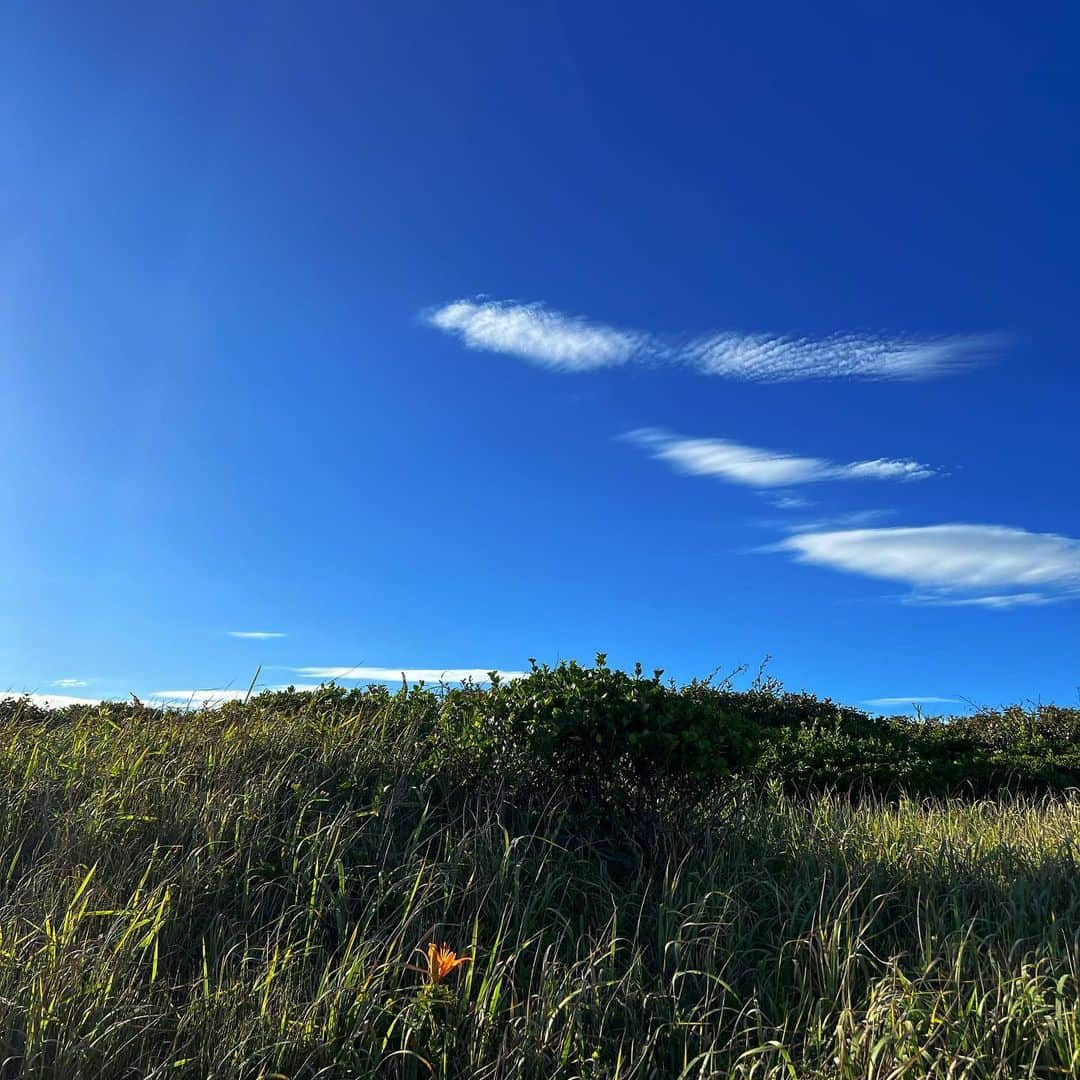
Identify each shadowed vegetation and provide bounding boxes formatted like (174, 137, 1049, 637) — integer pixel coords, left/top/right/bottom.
(1, 663, 1079, 1077)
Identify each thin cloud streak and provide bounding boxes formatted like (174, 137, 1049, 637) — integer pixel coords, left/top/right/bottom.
(425, 298, 1002, 381)
(775, 524, 1080, 607)
(624, 429, 937, 488)
(863, 696, 962, 706)
(228, 631, 286, 639)
(783, 510, 896, 534)
(292, 666, 528, 684)
(151, 689, 252, 704)
(150, 686, 329, 706)
(688, 331, 1000, 381)
(6, 685, 343, 710)
(52, 678, 88, 687)
(903, 591, 1061, 609)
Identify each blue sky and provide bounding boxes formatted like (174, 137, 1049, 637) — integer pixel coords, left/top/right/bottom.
(3, 1, 1078, 711)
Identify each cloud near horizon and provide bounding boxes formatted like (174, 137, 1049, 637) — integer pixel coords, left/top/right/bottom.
(291, 666, 527, 684)
(3, 673, 528, 710)
(774, 524, 1080, 608)
(151, 689, 254, 704)
(3, 691, 103, 708)
(425, 298, 1001, 381)
(624, 429, 937, 488)
(863, 696, 963, 707)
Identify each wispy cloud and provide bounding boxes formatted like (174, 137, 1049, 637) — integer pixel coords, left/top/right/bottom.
(863, 696, 962, 707)
(688, 331, 999, 381)
(902, 591, 1060, 609)
(769, 494, 813, 510)
(228, 631, 286, 639)
(784, 509, 896, 533)
(774, 524, 1080, 607)
(624, 429, 937, 488)
(52, 678, 88, 688)
(425, 298, 1002, 381)
(151, 689, 252, 705)
(291, 666, 528, 684)
(151, 685, 331, 706)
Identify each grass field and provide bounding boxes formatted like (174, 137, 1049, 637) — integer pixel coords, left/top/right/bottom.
(2, 680, 1079, 1078)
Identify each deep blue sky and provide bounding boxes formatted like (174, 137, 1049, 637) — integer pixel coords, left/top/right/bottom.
(3, 1, 1078, 710)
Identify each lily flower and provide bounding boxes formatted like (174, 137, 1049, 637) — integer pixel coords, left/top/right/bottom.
(416, 942, 471, 984)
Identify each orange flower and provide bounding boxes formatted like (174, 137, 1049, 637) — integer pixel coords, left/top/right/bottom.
(420, 942, 471, 984)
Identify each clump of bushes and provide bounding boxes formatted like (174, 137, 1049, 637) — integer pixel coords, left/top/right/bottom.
(750, 703, 1080, 797)
(430, 657, 1080, 808)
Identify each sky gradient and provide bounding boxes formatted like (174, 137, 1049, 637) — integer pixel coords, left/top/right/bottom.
(3, 2, 1078, 711)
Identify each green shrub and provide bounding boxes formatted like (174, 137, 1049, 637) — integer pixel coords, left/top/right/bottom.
(434, 655, 760, 814)
(751, 703, 1080, 797)
(425, 660, 1080, 808)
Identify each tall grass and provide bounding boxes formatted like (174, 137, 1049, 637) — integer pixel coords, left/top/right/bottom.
(1, 689, 1079, 1077)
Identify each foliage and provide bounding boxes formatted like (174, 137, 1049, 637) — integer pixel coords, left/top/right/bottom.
(433, 655, 760, 815)
(427, 657, 1080, 804)
(1, 665, 1080, 1075)
(0, 692, 1079, 1076)
(751, 701, 1080, 796)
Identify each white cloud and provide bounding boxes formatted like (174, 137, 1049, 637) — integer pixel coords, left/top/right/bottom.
(863, 696, 962, 707)
(291, 666, 528, 684)
(10, 673, 527, 712)
(624, 429, 937, 488)
(425, 299, 641, 372)
(151, 689, 252, 705)
(150, 685, 334, 706)
(903, 591, 1060, 609)
(688, 331, 1000, 382)
(53, 678, 88, 687)
(784, 509, 896, 533)
(228, 631, 286, 639)
(6, 685, 336, 711)
(2, 691, 103, 709)
(426, 298, 1002, 381)
(775, 524, 1080, 607)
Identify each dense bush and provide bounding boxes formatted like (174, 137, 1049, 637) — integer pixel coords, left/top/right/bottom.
(428, 658, 1080, 804)
(749, 701, 1080, 797)
(433, 656, 761, 815)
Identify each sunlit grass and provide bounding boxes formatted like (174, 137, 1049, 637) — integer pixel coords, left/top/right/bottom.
(1, 689, 1079, 1076)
